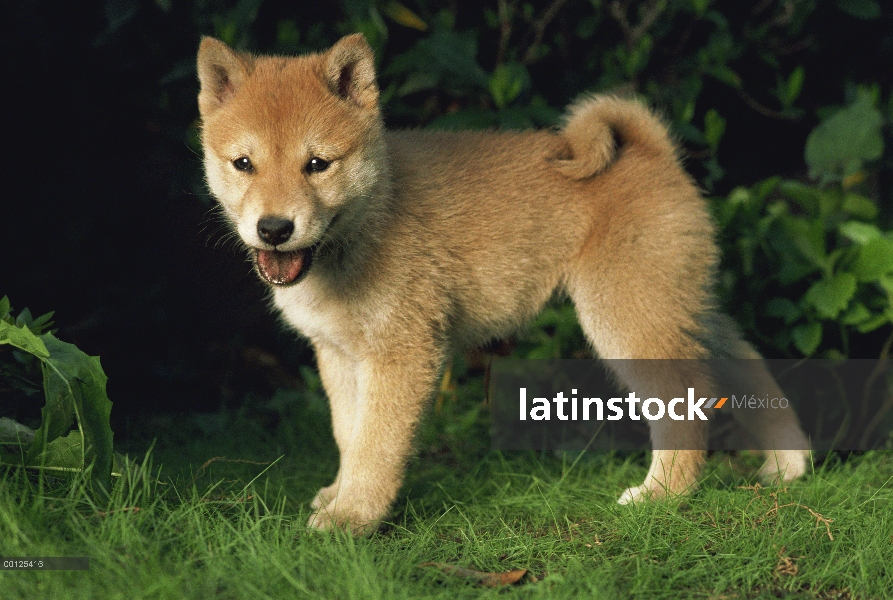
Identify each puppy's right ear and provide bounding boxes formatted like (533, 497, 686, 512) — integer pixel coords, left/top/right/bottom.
(197, 37, 252, 115)
(323, 34, 379, 111)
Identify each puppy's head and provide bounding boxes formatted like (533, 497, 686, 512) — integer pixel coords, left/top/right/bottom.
(197, 34, 385, 286)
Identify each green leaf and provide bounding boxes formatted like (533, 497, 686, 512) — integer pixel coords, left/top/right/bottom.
(275, 20, 301, 52)
(15, 308, 32, 329)
(0, 296, 10, 320)
(706, 65, 741, 88)
(385, 30, 489, 95)
(804, 273, 858, 319)
(805, 90, 884, 181)
(782, 217, 827, 268)
(525, 345, 558, 360)
(838, 221, 882, 245)
(715, 187, 746, 227)
(779, 180, 822, 214)
(841, 192, 878, 220)
(28, 335, 114, 497)
(840, 302, 873, 326)
(751, 177, 781, 201)
(777, 256, 818, 286)
(792, 322, 822, 356)
(851, 238, 893, 282)
(396, 71, 439, 96)
(523, 96, 561, 127)
(688, 0, 710, 16)
(27, 311, 55, 334)
(622, 34, 653, 77)
(674, 122, 705, 145)
(827, 247, 848, 272)
(703, 109, 725, 150)
(727, 186, 749, 205)
(782, 66, 805, 107)
(26, 430, 84, 474)
(765, 297, 801, 325)
(856, 314, 890, 334)
(0, 320, 49, 358)
(2, 318, 113, 497)
(488, 62, 531, 109)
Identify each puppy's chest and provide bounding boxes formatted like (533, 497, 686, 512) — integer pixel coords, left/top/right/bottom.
(272, 283, 360, 349)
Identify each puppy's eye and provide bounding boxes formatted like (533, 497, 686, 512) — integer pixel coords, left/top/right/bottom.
(306, 157, 330, 173)
(233, 157, 254, 173)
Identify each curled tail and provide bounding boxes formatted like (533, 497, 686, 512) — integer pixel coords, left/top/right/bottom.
(553, 95, 679, 180)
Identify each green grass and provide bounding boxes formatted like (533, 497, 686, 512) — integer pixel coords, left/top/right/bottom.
(2, 385, 892, 599)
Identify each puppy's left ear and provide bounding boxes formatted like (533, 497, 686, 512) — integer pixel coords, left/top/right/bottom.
(197, 37, 253, 116)
(324, 34, 379, 110)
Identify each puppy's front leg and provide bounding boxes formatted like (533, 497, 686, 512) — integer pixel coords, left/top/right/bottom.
(308, 344, 441, 535)
(309, 342, 358, 511)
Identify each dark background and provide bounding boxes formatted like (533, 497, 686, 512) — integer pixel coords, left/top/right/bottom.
(2, 2, 315, 429)
(1, 0, 891, 436)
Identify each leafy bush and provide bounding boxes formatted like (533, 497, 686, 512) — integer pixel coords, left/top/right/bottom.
(141, 1, 887, 189)
(716, 88, 891, 358)
(0, 297, 114, 497)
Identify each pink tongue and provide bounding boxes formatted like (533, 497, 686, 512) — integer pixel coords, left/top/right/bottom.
(256, 250, 304, 285)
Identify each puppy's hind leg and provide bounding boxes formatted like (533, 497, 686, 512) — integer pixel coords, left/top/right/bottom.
(703, 315, 810, 483)
(563, 172, 721, 503)
(609, 360, 711, 505)
(567, 272, 713, 504)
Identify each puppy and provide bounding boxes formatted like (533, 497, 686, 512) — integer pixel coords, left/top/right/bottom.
(196, 34, 809, 534)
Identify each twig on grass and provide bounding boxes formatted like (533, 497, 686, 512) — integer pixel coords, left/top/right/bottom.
(766, 502, 834, 541)
(193, 456, 273, 481)
(738, 483, 834, 540)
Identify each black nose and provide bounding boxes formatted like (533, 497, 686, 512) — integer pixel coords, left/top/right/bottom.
(257, 216, 294, 246)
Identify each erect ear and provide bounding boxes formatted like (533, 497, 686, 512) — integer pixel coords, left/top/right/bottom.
(323, 34, 379, 110)
(196, 37, 253, 116)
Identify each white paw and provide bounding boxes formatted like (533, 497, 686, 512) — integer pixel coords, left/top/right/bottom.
(618, 485, 651, 505)
(758, 449, 808, 484)
(310, 483, 338, 510)
(307, 500, 381, 536)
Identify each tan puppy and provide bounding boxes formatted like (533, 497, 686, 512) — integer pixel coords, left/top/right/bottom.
(196, 34, 809, 534)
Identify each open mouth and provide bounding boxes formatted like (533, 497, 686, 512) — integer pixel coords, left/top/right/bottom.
(251, 214, 339, 286)
(254, 247, 314, 286)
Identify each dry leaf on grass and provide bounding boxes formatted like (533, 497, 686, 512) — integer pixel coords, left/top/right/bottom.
(419, 562, 528, 587)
